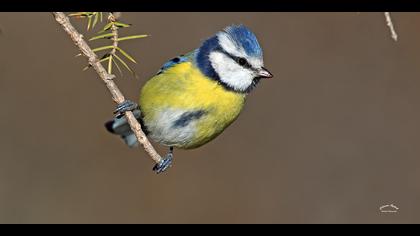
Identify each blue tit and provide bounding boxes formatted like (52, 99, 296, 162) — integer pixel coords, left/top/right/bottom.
(105, 25, 273, 173)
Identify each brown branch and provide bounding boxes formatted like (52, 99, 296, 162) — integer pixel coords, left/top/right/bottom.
(52, 12, 163, 165)
(384, 12, 398, 42)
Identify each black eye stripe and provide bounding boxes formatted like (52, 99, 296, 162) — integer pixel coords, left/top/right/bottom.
(217, 48, 255, 70)
(234, 56, 252, 69)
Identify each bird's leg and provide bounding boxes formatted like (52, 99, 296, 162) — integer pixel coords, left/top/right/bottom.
(114, 100, 139, 118)
(113, 100, 173, 173)
(153, 147, 173, 174)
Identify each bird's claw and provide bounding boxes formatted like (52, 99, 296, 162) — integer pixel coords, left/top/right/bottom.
(114, 100, 139, 117)
(153, 153, 173, 174)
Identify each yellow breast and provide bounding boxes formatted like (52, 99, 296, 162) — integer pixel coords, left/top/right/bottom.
(139, 62, 246, 149)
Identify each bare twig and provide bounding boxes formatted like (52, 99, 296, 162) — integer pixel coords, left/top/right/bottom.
(109, 13, 118, 62)
(52, 12, 163, 165)
(384, 12, 398, 42)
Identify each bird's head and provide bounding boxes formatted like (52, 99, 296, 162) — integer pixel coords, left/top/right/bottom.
(196, 25, 273, 93)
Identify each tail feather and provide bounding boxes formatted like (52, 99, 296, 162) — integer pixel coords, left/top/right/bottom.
(105, 109, 144, 148)
(122, 133, 139, 148)
(105, 120, 116, 133)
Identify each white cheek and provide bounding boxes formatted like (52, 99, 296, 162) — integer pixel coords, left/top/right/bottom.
(209, 52, 254, 91)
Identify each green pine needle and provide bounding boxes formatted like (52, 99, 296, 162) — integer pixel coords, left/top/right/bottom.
(114, 22, 131, 28)
(89, 33, 114, 41)
(116, 35, 148, 42)
(108, 55, 113, 74)
(98, 22, 114, 34)
(100, 56, 111, 62)
(114, 54, 135, 75)
(68, 12, 145, 78)
(115, 47, 137, 64)
(92, 13, 99, 29)
(112, 57, 123, 76)
(92, 45, 115, 53)
(82, 65, 91, 71)
(87, 15, 92, 30)
(83, 56, 110, 71)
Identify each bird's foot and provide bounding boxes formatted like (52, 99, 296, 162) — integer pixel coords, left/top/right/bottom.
(114, 100, 139, 118)
(153, 152, 173, 174)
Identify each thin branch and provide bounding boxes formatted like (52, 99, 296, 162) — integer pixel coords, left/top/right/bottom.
(384, 12, 398, 42)
(109, 13, 118, 73)
(52, 12, 163, 165)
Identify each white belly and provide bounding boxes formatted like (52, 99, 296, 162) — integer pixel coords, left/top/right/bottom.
(145, 108, 202, 147)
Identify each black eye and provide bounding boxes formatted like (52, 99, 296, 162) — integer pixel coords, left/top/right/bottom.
(237, 57, 247, 66)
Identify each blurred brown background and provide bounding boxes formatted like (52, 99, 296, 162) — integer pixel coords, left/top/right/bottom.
(0, 12, 420, 223)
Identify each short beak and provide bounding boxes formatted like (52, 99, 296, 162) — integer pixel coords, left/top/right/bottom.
(257, 67, 273, 79)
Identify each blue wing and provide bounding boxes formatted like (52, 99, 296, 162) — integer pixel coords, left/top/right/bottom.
(157, 51, 195, 75)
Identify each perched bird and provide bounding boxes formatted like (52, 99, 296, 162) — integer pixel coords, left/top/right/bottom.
(105, 25, 273, 173)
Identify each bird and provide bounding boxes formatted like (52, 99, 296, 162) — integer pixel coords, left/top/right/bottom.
(105, 25, 273, 173)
